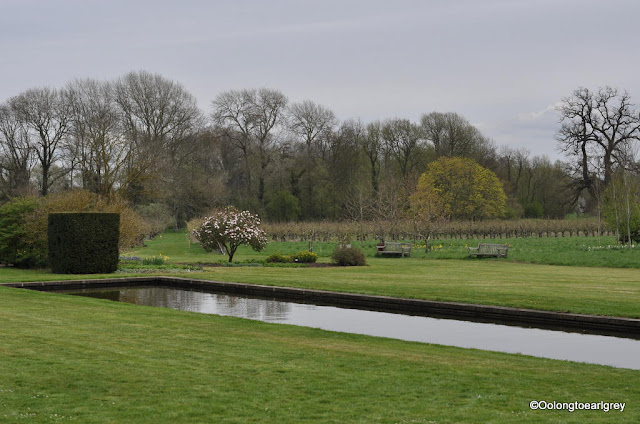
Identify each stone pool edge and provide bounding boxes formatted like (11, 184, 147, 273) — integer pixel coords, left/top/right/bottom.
(3, 276, 639, 337)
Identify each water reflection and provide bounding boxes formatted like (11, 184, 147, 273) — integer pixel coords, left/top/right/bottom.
(84, 286, 293, 320)
(66, 286, 640, 370)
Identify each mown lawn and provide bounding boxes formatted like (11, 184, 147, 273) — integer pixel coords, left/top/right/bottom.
(0, 286, 638, 423)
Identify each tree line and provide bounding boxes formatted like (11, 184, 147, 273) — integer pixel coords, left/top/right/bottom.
(2, 71, 633, 228)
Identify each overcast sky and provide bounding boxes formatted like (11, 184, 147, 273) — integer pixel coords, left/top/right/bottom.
(2, 0, 639, 159)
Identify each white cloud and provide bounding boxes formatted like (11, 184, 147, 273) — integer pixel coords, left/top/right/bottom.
(517, 102, 562, 122)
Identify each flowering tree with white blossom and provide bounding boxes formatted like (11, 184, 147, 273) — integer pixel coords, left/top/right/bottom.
(192, 207, 267, 262)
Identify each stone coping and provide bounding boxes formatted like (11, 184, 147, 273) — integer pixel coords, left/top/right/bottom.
(3, 276, 639, 338)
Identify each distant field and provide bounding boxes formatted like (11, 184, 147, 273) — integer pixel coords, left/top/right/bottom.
(131, 230, 640, 268)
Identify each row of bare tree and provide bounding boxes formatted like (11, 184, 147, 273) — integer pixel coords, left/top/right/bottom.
(3, 72, 631, 225)
(0, 72, 203, 197)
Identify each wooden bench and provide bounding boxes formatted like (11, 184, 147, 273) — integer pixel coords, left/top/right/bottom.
(376, 242, 412, 257)
(468, 243, 508, 258)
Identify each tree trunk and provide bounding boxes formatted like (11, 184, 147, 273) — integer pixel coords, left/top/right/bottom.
(228, 245, 237, 263)
(41, 164, 49, 196)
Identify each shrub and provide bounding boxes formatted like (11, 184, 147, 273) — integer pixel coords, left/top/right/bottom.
(524, 201, 544, 219)
(331, 245, 366, 266)
(293, 250, 317, 263)
(266, 190, 301, 222)
(135, 203, 176, 236)
(0, 197, 45, 268)
(192, 206, 267, 262)
(266, 251, 317, 264)
(142, 255, 169, 266)
(266, 252, 292, 263)
(24, 189, 150, 252)
(48, 213, 120, 274)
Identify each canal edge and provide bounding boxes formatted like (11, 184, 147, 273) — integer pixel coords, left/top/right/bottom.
(2, 276, 639, 337)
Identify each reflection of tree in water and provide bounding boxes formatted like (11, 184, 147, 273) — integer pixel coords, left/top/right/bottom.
(76, 289, 122, 302)
(119, 287, 292, 320)
(214, 294, 291, 320)
(122, 287, 205, 312)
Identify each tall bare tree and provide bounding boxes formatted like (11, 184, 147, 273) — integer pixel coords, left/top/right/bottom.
(212, 88, 287, 204)
(381, 118, 424, 185)
(9, 87, 72, 196)
(285, 100, 337, 217)
(252, 89, 288, 204)
(288, 100, 336, 160)
(420, 112, 491, 161)
(114, 71, 203, 200)
(0, 104, 34, 197)
(212, 90, 255, 192)
(66, 79, 130, 197)
(557, 86, 640, 200)
(362, 121, 383, 195)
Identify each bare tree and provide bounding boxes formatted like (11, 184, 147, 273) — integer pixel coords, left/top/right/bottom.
(420, 112, 491, 161)
(381, 118, 424, 185)
(114, 71, 203, 200)
(287, 100, 336, 160)
(556, 86, 640, 200)
(211, 89, 255, 192)
(252, 88, 288, 203)
(344, 186, 375, 222)
(0, 104, 34, 196)
(329, 119, 365, 189)
(497, 146, 528, 194)
(361, 121, 383, 195)
(66, 79, 130, 197)
(211, 88, 287, 204)
(9, 87, 72, 196)
(115, 71, 202, 148)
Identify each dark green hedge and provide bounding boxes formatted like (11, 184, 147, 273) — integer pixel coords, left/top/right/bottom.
(48, 213, 120, 274)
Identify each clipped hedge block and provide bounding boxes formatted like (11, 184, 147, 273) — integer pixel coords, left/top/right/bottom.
(48, 213, 120, 274)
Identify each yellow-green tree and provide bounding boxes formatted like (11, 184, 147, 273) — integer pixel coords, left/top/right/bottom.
(410, 157, 506, 220)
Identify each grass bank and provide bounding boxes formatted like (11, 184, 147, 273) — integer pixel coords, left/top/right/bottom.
(0, 286, 637, 423)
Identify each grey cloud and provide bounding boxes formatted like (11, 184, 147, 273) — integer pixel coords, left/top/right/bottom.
(1, 0, 640, 162)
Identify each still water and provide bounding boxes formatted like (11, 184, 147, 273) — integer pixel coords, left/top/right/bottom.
(66, 286, 640, 370)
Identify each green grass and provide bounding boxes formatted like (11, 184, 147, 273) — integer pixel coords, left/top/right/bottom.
(133, 230, 640, 268)
(422, 236, 640, 268)
(0, 286, 637, 423)
(1, 231, 638, 422)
